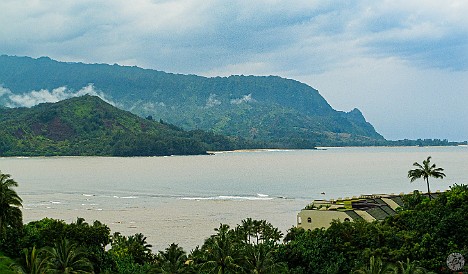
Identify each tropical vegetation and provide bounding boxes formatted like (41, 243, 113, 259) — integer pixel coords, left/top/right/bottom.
(0, 55, 387, 147)
(408, 156, 446, 199)
(0, 171, 23, 238)
(0, 168, 466, 273)
(0, 95, 261, 157)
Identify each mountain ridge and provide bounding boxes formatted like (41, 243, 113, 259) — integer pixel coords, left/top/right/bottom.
(0, 95, 256, 156)
(0, 55, 384, 147)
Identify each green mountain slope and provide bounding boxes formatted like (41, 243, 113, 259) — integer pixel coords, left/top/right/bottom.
(0, 95, 251, 156)
(0, 55, 385, 146)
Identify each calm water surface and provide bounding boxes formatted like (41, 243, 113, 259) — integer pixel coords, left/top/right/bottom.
(1, 146, 467, 250)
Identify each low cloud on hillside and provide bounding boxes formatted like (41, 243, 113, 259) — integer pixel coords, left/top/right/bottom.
(0, 84, 114, 108)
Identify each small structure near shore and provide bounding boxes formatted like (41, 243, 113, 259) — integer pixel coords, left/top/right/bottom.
(297, 191, 441, 230)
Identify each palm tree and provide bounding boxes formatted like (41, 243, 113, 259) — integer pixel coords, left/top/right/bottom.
(0, 170, 23, 237)
(44, 239, 94, 273)
(257, 220, 283, 244)
(200, 224, 242, 274)
(109, 232, 154, 265)
(239, 218, 255, 245)
(391, 258, 434, 274)
(152, 243, 188, 273)
(10, 246, 49, 274)
(241, 242, 287, 274)
(353, 256, 393, 274)
(408, 156, 445, 199)
(128, 233, 153, 264)
(236, 219, 283, 246)
(0, 253, 17, 274)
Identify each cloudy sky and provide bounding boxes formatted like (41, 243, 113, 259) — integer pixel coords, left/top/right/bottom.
(1, 0, 467, 141)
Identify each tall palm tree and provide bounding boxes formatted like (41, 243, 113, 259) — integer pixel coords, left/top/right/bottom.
(239, 218, 255, 245)
(408, 156, 446, 199)
(257, 220, 283, 244)
(236, 219, 283, 246)
(44, 239, 94, 274)
(0, 170, 23, 237)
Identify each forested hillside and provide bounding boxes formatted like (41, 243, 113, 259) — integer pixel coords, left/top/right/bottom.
(0, 55, 385, 147)
(0, 95, 256, 156)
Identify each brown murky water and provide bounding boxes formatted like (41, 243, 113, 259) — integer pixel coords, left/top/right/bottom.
(2, 147, 467, 251)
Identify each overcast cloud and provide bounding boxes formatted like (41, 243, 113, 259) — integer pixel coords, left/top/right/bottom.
(1, 0, 467, 140)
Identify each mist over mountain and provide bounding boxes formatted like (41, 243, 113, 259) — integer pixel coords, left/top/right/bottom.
(0, 95, 257, 156)
(0, 55, 385, 147)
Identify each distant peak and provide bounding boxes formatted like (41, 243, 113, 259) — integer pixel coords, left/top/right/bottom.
(348, 108, 362, 115)
(344, 108, 367, 123)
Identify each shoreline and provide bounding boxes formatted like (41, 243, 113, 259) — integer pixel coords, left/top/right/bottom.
(2, 144, 467, 159)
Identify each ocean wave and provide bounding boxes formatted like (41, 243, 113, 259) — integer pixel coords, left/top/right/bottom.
(110, 195, 138, 199)
(180, 195, 273, 201)
(24, 203, 49, 207)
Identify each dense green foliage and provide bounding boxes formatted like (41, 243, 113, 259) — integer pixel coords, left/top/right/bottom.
(387, 139, 466, 147)
(0, 171, 23, 238)
(0, 95, 260, 156)
(0, 251, 17, 274)
(0, 55, 386, 147)
(279, 184, 468, 273)
(43, 239, 95, 273)
(0, 170, 466, 273)
(1, 186, 466, 273)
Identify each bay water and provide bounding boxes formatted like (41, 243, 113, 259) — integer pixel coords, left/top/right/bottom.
(1, 146, 467, 251)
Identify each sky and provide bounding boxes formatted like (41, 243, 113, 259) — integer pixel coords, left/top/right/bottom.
(1, 0, 467, 141)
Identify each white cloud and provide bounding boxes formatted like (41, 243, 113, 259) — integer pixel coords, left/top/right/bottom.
(0, 1, 467, 140)
(0, 86, 12, 97)
(231, 94, 255, 105)
(8, 87, 68, 107)
(139, 101, 166, 112)
(1, 1, 466, 72)
(205, 93, 221, 108)
(5, 84, 114, 108)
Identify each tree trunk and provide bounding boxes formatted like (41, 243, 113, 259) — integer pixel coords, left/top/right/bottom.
(426, 177, 432, 200)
